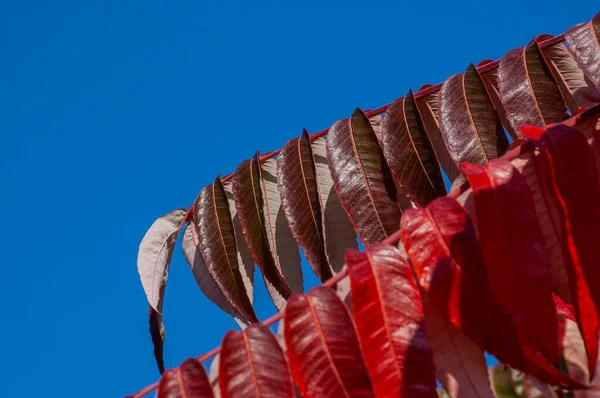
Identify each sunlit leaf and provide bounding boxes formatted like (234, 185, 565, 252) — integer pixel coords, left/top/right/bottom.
(157, 358, 214, 398)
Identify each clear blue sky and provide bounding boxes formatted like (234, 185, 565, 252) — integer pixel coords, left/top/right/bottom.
(1, 1, 597, 396)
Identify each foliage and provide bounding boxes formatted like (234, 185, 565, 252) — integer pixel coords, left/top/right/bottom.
(133, 11, 600, 398)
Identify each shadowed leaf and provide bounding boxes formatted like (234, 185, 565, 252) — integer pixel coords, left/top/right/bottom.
(439, 64, 508, 165)
(422, 295, 494, 398)
(311, 137, 358, 275)
(498, 40, 567, 134)
(414, 89, 461, 180)
(150, 307, 166, 374)
(326, 108, 400, 246)
(522, 123, 600, 378)
(382, 91, 446, 207)
(259, 158, 303, 293)
(461, 159, 559, 363)
(346, 244, 437, 397)
(478, 61, 520, 139)
(284, 286, 374, 397)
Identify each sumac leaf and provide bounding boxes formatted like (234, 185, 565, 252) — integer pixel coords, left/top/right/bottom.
(278, 131, 331, 281)
(421, 295, 494, 398)
(414, 89, 461, 180)
(565, 13, 600, 90)
(233, 154, 292, 309)
(382, 90, 446, 207)
(346, 244, 437, 397)
(182, 221, 249, 327)
(498, 40, 567, 134)
(157, 358, 214, 398)
(284, 286, 373, 397)
(150, 307, 166, 374)
(326, 108, 400, 246)
(195, 178, 257, 323)
(538, 34, 600, 111)
(439, 64, 508, 165)
(258, 158, 303, 293)
(219, 324, 294, 398)
(522, 123, 600, 378)
(400, 197, 579, 387)
(137, 208, 186, 312)
(311, 137, 358, 275)
(460, 159, 559, 363)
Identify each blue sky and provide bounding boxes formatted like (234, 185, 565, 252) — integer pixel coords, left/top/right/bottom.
(1, 1, 598, 397)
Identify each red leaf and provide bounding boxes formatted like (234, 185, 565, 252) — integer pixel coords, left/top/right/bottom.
(326, 108, 401, 246)
(157, 358, 214, 398)
(195, 178, 257, 323)
(522, 123, 600, 378)
(439, 64, 508, 165)
(565, 12, 600, 90)
(400, 197, 582, 388)
(233, 154, 293, 306)
(219, 324, 294, 398)
(498, 40, 567, 134)
(284, 286, 373, 397)
(346, 244, 437, 397)
(381, 90, 446, 207)
(278, 131, 331, 281)
(460, 159, 559, 363)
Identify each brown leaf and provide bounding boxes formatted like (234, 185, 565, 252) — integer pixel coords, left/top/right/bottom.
(382, 90, 446, 207)
(233, 154, 292, 309)
(258, 158, 303, 293)
(498, 40, 567, 134)
(539, 35, 600, 111)
(195, 178, 257, 322)
(439, 64, 508, 165)
(326, 108, 401, 246)
(565, 13, 600, 90)
(414, 89, 461, 181)
(150, 307, 166, 375)
(278, 132, 331, 281)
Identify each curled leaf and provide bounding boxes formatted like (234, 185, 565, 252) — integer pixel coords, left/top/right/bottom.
(137, 208, 186, 313)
